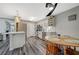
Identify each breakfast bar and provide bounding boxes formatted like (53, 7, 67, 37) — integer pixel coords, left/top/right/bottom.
(3, 31, 25, 50)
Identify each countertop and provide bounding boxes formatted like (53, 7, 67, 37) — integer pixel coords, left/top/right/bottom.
(3, 31, 25, 34)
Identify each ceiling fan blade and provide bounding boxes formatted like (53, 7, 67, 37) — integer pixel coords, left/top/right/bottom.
(46, 3, 58, 16)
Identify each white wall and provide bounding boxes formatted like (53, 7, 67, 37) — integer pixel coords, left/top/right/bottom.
(25, 21, 36, 38)
(56, 6, 79, 38)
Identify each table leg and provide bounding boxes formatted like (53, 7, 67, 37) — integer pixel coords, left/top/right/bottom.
(63, 46, 67, 55)
(74, 46, 76, 51)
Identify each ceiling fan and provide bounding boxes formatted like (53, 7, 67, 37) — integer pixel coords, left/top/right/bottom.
(45, 3, 58, 16)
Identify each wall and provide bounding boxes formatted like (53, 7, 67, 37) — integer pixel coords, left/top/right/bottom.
(56, 6, 79, 38)
(6, 20, 15, 32)
(36, 17, 56, 39)
(36, 18, 48, 32)
(0, 19, 14, 33)
(23, 21, 36, 38)
(0, 19, 6, 33)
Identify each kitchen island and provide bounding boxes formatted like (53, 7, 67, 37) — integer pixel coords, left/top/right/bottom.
(3, 31, 25, 50)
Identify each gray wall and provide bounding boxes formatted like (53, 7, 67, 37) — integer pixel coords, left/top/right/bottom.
(56, 6, 79, 38)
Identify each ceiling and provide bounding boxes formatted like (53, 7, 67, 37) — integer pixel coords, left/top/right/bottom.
(0, 3, 79, 22)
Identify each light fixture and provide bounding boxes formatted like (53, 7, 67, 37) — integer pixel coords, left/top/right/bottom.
(29, 17, 37, 21)
(15, 10, 21, 23)
(15, 16, 20, 23)
(15, 10, 21, 32)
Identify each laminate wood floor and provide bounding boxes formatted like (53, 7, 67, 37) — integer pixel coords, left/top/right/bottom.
(5, 36, 47, 55)
(0, 39, 9, 55)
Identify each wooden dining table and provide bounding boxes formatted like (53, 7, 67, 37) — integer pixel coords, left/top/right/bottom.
(46, 36, 79, 55)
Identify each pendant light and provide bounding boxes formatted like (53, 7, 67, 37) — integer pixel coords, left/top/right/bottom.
(15, 10, 20, 23)
(15, 10, 21, 32)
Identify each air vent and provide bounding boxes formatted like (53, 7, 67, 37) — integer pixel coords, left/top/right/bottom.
(68, 14, 77, 21)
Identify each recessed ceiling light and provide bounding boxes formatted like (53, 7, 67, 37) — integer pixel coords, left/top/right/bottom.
(29, 17, 37, 21)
